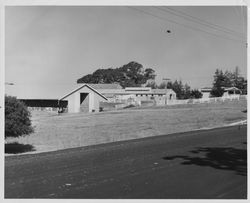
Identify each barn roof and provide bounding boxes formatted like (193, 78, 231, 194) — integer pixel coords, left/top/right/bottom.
(223, 87, 241, 91)
(152, 89, 176, 94)
(59, 84, 108, 101)
(78, 83, 123, 89)
(200, 87, 242, 92)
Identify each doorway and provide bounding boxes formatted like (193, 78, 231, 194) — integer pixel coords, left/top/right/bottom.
(80, 93, 89, 113)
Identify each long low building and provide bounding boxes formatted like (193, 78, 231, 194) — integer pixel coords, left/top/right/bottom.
(200, 86, 242, 98)
(94, 86, 176, 101)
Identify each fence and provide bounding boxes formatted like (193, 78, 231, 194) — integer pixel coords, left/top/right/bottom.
(115, 99, 141, 109)
(167, 95, 247, 106)
(113, 95, 247, 108)
(28, 107, 58, 111)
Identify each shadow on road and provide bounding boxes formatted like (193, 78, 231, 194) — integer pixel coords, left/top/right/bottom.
(5, 142, 35, 154)
(163, 147, 247, 176)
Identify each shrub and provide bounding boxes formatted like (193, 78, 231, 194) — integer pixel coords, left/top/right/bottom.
(5, 95, 33, 138)
(190, 89, 203, 99)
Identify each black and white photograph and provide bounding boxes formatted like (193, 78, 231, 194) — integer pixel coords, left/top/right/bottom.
(3, 0, 248, 200)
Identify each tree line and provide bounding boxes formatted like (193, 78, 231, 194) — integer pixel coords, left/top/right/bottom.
(146, 80, 202, 99)
(77, 61, 202, 99)
(77, 61, 156, 88)
(77, 61, 247, 99)
(210, 67, 247, 97)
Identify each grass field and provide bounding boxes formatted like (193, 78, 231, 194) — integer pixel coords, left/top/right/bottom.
(5, 99, 247, 154)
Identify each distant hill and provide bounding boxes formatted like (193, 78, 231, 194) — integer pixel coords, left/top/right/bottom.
(77, 61, 156, 88)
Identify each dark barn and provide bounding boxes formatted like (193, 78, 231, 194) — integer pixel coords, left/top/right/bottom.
(20, 99, 68, 108)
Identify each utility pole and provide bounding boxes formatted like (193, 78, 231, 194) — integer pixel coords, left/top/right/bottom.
(1, 82, 15, 108)
(162, 78, 170, 105)
(5, 82, 14, 85)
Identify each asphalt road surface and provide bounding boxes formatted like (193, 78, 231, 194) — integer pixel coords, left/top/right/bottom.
(5, 125, 247, 199)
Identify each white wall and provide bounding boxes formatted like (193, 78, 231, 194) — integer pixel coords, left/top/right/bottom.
(67, 92, 81, 113)
(66, 86, 106, 113)
(89, 92, 94, 112)
(202, 92, 210, 98)
(93, 93, 102, 112)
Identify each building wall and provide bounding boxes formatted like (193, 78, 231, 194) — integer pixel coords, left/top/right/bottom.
(201, 91, 241, 99)
(154, 97, 166, 105)
(88, 92, 95, 112)
(66, 86, 106, 113)
(202, 92, 210, 98)
(67, 92, 80, 113)
(93, 93, 101, 112)
(223, 92, 229, 97)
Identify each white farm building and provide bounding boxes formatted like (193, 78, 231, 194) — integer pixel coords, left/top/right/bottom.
(58, 84, 108, 113)
(200, 87, 242, 98)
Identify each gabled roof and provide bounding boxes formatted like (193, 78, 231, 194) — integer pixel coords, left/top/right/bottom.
(59, 84, 108, 101)
(125, 87, 151, 91)
(200, 87, 212, 90)
(201, 87, 212, 89)
(78, 83, 123, 90)
(152, 89, 176, 94)
(223, 87, 241, 91)
(98, 88, 176, 95)
(200, 86, 242, 93)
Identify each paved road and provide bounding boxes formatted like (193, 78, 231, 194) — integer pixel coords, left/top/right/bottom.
(5, 125, 247, 199)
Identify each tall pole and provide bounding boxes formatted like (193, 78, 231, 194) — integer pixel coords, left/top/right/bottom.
(1, 82, 14, 108)
(5, 82, 14, 85)
(163, 78, 170, 105)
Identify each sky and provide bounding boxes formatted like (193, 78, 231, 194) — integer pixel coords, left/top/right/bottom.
(5, 5, 247, 98)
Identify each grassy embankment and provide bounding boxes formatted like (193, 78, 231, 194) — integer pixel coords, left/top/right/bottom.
(5, 98, 247, 154)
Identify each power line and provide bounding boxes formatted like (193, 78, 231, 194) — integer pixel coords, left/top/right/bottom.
(129, 6, 245, 44)
(240, 5, 247, 39)
(157, 7, 245, 38)
(155, 7, 245, 39)
(127, 6, 246, 44)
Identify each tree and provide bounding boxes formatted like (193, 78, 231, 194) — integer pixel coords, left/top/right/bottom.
(157, 81, 174, 89)
(158, 80, 201, 99)
(241, 79, 247, 95)
(211, 67, 247, 97)
(5, 95, 33, 138)
(211, 69, 227, 97)
(158, 81, 168, 89)
(145, 80, 157, 89)
(190, 89, 203, 99)
(158, 80, 191, 99)
(183, 83, 191, 99)
(233, 67, 247, 94)
(77, 61, 156, 88)
(167, 81, 173, 89)
(171, 80, 183, 99)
